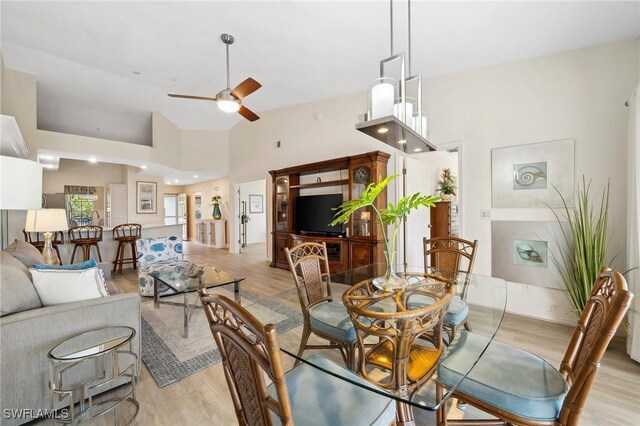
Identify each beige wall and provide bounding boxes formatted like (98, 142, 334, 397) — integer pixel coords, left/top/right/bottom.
(181, 177, 231, 242)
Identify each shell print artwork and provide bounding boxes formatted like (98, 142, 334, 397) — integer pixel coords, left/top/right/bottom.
(513, 162, 548, 190)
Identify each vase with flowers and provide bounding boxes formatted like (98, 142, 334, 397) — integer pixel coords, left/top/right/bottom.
(211, 195, 222, 220)
(330, 175, 440, 291)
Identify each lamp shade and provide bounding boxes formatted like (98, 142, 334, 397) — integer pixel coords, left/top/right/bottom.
(25, 209, 69, 232)
(0, 156, 43, 210)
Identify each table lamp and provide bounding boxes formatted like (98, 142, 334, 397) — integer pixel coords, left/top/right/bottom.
(25, 209, 69, 265)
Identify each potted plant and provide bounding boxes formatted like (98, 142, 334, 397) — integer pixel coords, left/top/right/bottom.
(330, 174, 440, 291)
(211, 195, 222, 220)
(437, 168, 456, 200)
(240, 214, 251, 224)
(550, 177, 609, 315)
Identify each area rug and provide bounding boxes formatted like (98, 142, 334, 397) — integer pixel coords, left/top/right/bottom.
(141, 285, 303, 387)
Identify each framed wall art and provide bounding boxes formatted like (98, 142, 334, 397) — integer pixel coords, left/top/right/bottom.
(249, 194, 263, 213)
(491, 139, 574, 208)
(136, 181, 157, 214)
(491, 221, 570, 289)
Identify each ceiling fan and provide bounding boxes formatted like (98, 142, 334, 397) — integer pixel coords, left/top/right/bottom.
(168, 33, 262, 122)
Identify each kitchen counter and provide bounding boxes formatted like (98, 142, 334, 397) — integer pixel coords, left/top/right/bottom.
(57, 223, 183, 267)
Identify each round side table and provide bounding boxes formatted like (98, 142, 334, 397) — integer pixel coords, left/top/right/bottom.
(48, 326, 139, 424)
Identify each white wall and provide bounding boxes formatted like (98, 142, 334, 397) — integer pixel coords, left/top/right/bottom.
(239, 179, 267, 245)
(422, 38, 639, 324)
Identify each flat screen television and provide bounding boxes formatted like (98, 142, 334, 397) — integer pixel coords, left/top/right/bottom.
(295, 194, 344, 235)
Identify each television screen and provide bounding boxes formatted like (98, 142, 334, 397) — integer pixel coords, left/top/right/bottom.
(295, 194, 344, 235)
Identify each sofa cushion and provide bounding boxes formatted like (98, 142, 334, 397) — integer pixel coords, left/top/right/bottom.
(30, 268, 109, 306)
(3, 240, 45, 268)
(135, 236, 183, 268)
(0, 252, 42, 316)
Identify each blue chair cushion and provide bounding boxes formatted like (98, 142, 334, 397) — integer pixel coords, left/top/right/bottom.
(309, 301, 356, 342)
(437, 331, 568, 421)
(268, 354, 396, 425)
(408, 294, 469, 326)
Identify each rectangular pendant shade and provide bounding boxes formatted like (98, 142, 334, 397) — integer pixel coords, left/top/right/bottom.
(0, 156, 43, 210)
(356, 115, 436, 154)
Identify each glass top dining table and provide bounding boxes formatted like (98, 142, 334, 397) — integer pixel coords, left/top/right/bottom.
(270, 263, 508, 418)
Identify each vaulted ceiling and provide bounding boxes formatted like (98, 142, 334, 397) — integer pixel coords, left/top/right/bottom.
(2, 1, 639, 145)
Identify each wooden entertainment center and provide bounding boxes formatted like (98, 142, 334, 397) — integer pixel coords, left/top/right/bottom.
(269, 151, 390, 274)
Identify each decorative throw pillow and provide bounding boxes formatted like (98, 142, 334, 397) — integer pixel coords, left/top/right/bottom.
(33, 259, 98, 270)
(0, 252, 43, 316)
(3, 240, 45, 268)
(29, 267, 110, 306)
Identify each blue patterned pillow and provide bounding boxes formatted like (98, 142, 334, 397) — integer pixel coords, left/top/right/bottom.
(33, 259, 98, 270)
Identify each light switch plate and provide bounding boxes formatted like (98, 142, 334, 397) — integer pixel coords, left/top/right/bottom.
(481, 209, 491, 220)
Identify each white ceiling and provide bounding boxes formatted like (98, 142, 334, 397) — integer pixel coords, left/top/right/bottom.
(1, 1, 639, 146)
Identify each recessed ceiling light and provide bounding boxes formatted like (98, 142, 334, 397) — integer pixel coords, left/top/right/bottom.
(413, 148, 423, 153)
(174, 179, 179, 183)
(43, 164, 56, 169)
(140, 165, 147, 170)
(88, 157, 97, 163)
(398, 139, 407, 144)
(377, 127, 389, 134)
(39, 155, 53, 160)
(193, 175, 198, 178)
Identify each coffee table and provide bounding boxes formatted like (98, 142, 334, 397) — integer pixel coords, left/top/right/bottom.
(150, 265, 245, 338)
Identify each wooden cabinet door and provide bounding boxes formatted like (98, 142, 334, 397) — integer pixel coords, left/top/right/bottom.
(275, 234, 290, 267)
(350, 242, 372, 269)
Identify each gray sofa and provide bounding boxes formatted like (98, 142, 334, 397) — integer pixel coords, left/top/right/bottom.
(0, 252, 141, 426)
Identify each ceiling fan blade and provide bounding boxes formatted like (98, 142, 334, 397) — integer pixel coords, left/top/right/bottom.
(230, 78, 262, 99)
(238, 105, 260, 122)
(168, 94, 217, 101)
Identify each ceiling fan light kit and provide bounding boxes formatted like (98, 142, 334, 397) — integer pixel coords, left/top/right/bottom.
(356, 0, 435, 153)
(167, 33, 261, 121)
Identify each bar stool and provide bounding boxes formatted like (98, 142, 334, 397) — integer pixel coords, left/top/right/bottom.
(23, 230, 65, 264)
(68, 225, 103, 263)
(112, 224, 142, 273)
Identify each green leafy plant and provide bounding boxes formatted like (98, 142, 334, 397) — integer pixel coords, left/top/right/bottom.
(330, 175, 440, 285)
(437, 168, 456, 196)
(549, 177, 609, 315)
(211, 195, 222, 205)
(241, 214, 251, 224)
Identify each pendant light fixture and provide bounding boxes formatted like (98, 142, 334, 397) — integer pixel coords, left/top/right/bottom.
(356, 0, 435, 153)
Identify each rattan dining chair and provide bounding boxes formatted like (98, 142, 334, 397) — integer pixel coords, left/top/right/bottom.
(435, 267, 633, 426)
(343, 275, 456, 425)
(285, 242, 358, 370)
(199, 291, 396, 426)
(414, 237, 478, 344)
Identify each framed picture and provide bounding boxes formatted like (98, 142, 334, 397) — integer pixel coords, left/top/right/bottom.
(491, 139, 574, 208)
(491, 221, 571, 289)
(249, 194, 263, 213)
(136, 181, 157, 214)
(194, 194, 202, 220)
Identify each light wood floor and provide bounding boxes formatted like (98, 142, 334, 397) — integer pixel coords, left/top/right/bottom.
(91, 242, 640, 425)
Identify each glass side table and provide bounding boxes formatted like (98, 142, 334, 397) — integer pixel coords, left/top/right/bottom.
(48, 326, 139, 424)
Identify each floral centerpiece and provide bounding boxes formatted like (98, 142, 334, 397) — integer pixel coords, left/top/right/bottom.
(211, 195, 222, 220)
(330, 175, 440, 291)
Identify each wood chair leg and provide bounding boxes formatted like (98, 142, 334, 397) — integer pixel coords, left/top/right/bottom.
(436, 382, 447, 426)
(131, 241, 138, 270)
(295, 325, 312, 367)
(118, 242, 125, 273)
(346, 342, 357, 371)
(463, 318, 472, 332)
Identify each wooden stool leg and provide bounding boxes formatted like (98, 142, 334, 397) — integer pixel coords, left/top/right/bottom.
(118, 242, 125, 274)
(131, 241, 138, 270)
(113, 242, 122, 272)
(82, 244, 90, 262)
(95, 243, 103, 262)
(70, 245, 78, 264)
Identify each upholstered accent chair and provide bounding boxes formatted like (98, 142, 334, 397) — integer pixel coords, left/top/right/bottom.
(411, 237, 478, 344)
(435, 267, 633, 426)
(135, 235, 188, 297)
(284, 242, 358, 370)
(199, 291, 396, 426)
